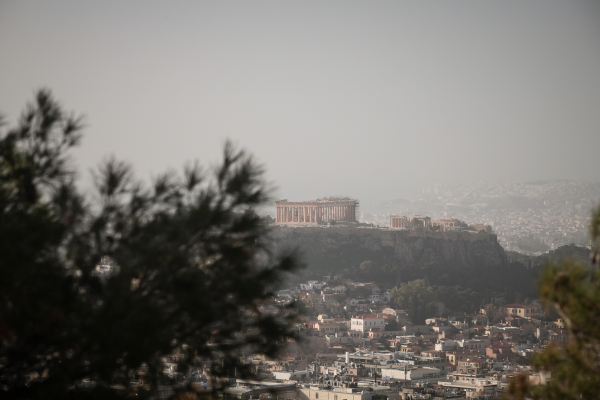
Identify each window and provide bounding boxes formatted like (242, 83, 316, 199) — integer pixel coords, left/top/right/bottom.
(315, 394, 318, 399)
(334, 396, 337, 400)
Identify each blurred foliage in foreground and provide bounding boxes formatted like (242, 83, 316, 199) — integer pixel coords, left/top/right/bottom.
(0, 90, 301, 399)
(507, 205, 600, 399)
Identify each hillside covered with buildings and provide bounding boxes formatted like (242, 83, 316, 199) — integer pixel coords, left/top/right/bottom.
(368, 180, 600, 254)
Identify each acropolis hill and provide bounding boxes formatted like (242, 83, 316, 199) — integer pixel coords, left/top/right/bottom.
(270, 225, 508, 270)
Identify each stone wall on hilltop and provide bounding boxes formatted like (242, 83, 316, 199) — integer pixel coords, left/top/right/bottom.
(270, 226, 508, 269)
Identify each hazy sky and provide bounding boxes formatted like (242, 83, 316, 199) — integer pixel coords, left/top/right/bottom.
(1, 1, 600, 211)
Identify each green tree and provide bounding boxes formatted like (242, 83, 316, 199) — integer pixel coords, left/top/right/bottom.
(507, 204, 600, 399)
(385, 319, 401, 331)
(0, 90, 301, 399)
(390, 279, 479, 324)
(359, 260, 379, 275)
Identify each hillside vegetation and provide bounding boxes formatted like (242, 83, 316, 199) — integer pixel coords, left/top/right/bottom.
(275, 227, 590, 322)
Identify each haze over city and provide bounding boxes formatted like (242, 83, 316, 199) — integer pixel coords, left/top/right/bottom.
(1, 1, 600, 209)
(5, 2, 600, 398)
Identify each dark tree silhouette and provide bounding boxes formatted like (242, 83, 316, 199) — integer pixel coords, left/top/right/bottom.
(507, 204, 600, 399)
(0, 90, 301, 399)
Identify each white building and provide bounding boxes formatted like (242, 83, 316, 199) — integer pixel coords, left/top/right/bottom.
(380, 366, 442, 383)
(351, 314, 385, 333)
(456, 338, 490, 354)
(367, 289, 391, 304)
(331, 286, 347, 294)
(435, 339, 458, 352)
(300, 281, 324, 290)
(272, 370, 311, 380)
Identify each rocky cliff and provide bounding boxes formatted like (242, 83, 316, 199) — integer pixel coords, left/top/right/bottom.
(270, 226, 508, 270)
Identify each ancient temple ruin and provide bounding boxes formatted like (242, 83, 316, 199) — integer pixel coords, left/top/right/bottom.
(389, 214, 431, 229)
(275, 197, 359, 224)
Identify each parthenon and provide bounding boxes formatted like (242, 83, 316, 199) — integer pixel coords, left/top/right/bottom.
(275, 197, 359, 224)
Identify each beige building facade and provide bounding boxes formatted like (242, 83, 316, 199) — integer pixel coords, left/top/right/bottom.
(502, 304, 542, 319)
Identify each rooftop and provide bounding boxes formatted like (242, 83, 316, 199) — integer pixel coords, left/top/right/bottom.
(502, 304, 537, 308)
(354, 313, 385, 319)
